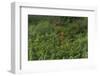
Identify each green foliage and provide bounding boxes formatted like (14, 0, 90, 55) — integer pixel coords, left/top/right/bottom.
(28, 15, 88, 60)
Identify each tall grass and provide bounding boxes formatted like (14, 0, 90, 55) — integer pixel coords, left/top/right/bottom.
(28, 15, 88, 60)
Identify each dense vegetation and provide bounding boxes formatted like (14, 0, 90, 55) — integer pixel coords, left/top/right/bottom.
(28, 15, 88, 60)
